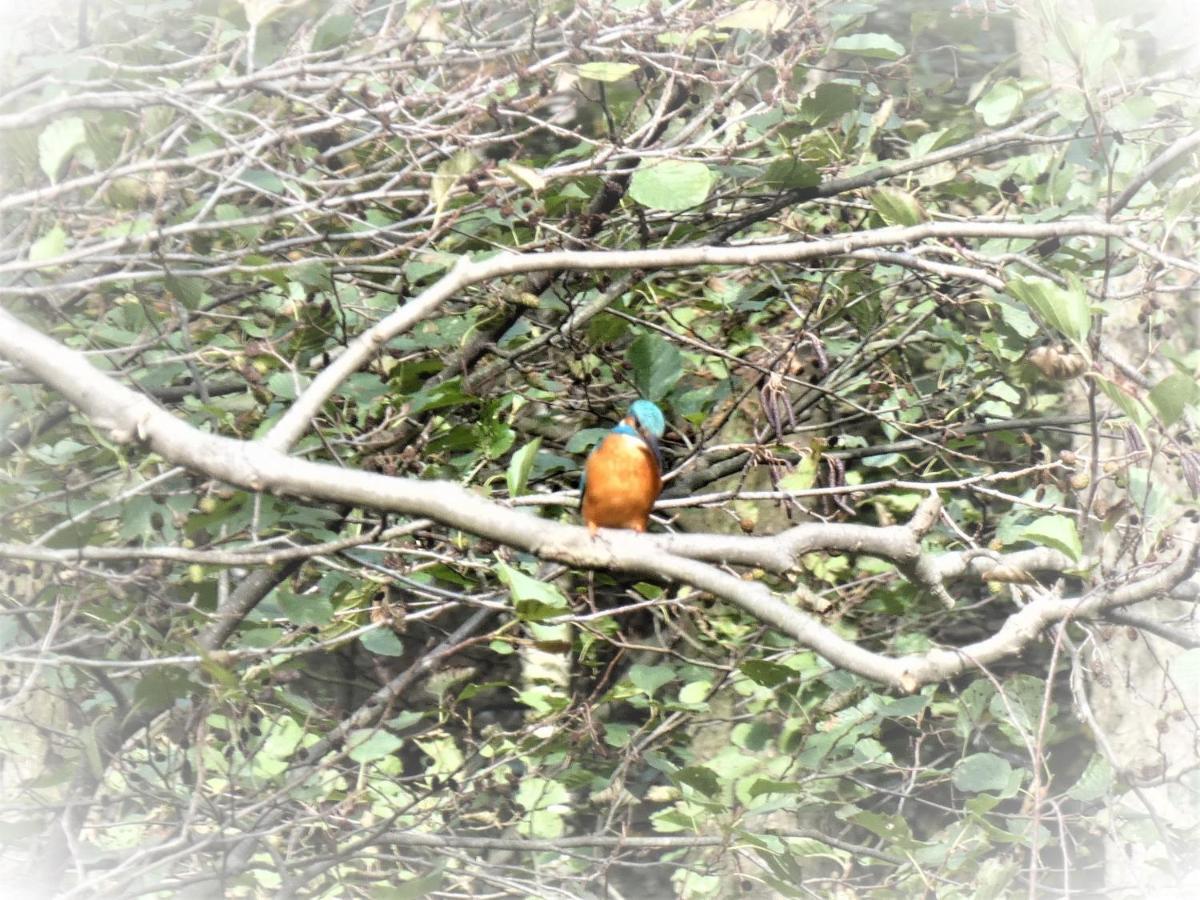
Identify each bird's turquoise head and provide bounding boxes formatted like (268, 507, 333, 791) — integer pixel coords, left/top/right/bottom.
(626, 399, 665, 438)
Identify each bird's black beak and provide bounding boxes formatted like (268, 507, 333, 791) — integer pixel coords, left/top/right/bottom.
(639, 427, 663, 470)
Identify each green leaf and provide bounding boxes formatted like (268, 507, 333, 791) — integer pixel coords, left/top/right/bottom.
(952, 752, 1014, 793)
(346, 728, 403, 763)
(516, 776, 569, 811)
(880, 694, 930, 718)
(38, 117, 87, 181)
(496, 563, 569, 621)
(1020, 514, 1083, 562)
(498, 160, 546, 192)
(832, 33, 906, 60)
(28, 225, 67, 262)
(628, 332, 682, 402)
(976, 81, 1023, 126)
(576, 61, 640, 82)
(279, 589, 333, 627)
(407, 378, 469, 414)
(260, 716, 305, 759)
(360, 628, 406, 657)
(1148, 372, 1200, 426)
(677, 680, 712, 704)
(431, 150, 475, 220)
(739, 659, 794, 688)
(373, 869, 444, 900)
(628, 663, 675, 696)
(986, 381, 1021, 405)
(628, 159, 713, 211)
(1066, 753, 1113, 802)
(763, 157, 820, 189)
(988, 673, 1049, 738)
(133, 667, 193, 708)
(311, 13, 356, 52)
(672, 765, 721, 798)
(1097, 377, 1149, 428)
(870, 186, 926, 226)
(1007, 275, 1090, 345)
(800, 82, 858, 124)
(506, 437, 541, 497)
(747, 778, 807, 798)
(164, 274, 205, 308)
(779, 451, 818, 491)
(715, 0, 785, 31)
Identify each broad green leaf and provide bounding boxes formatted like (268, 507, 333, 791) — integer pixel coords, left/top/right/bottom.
(374, 869, 444, 900)
(496, 563, 569, 620)
(516, 776, 569, 811)
(576, 61, 639, 82)
(1020, 514, 1083, 561)
(832, 33, 906, 60)
(739, 659, 794, 688)
(604, 722, 636, 748)
(239, 0, 302, 26)
(880, 694, 930, 718)
(629, 332, 682, 401)
(240, 627, 285, 648)
(870, 186, 926, 226)
(976, 857, 1021, 900)
(506, 437, 541, 497)
(800, 82, 858, 124)
(522, 808, 565, 838)
(998, 300, 1039, 339)
(678, 680, 712, 704)
(347, 728, 403, 763)
(407, 378, 469, 414)
(1007, 275, 1090, 345)
(1097, 377, 1149, 428)
(361, 628, 406, 656)
(844, 810, 918, 849)
(986, 381, 1021, 405)
(629, 663, 675, 696)
(29, 225, 67, 262)
(628, 159, 713, 211)
(165, 274, 205, 308)
(499, 160, 546, 192)
(133, 667, 193, 708)
(278, 589, 333, 626)
(1066, 753, 1113, 802)
(715, 0, 786, 31)
(1148, 372, 1200, 426)
(763, 157, 820, 189)
(260, 716, 305, 759)
(1107, 95, 1157, 132)
(989, 673, 1050, 738)
(672, 765, 720, 798)
(952, 752, 1013, 792)
(431, 149, 475, 219)
(415, 735, 464, 774)
(976, 81, 1023, 126)
(780, 450, 818, 491)
(747, 778, 807, 798)
(38, 117, 87, 181)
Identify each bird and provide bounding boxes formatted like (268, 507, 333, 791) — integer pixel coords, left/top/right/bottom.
(580, 399, 666, 536)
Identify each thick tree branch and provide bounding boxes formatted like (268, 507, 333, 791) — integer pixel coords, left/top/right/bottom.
(2, 307, 1195, 693)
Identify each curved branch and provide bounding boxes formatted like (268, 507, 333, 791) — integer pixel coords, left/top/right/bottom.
(263, 218, 1131, 451)
(2, 307, 1195, 693)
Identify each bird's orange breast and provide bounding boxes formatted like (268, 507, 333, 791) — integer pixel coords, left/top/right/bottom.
(582, 433, 661, 533)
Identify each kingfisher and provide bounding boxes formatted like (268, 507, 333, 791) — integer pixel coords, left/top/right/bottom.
(580, 399, 666, 535)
